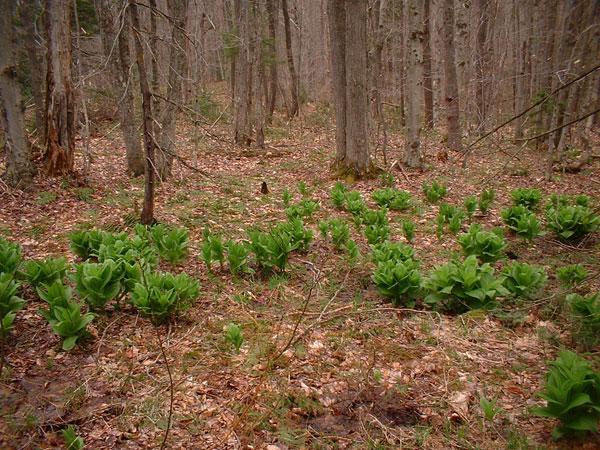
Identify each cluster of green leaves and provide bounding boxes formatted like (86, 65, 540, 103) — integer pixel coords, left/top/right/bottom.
(373, 258, 421, 307)
(478, 189, 495, 214)
(511, 187, 542, 209)
(225, 240, 252, 275)
(501, 206, 544, 241)
(38, 281, 94, 351)
(131, 272, 199, 323)
(224, 322, 244, 353)
(502, 262, 547, 298)
(424, 255, 508, 313)
(437, 203, 465, 235)
(319, 218, 350, 250)
(344, 191, 367, 216)
(69, 229, 126, 260)
(548, 193, 590, 209)
(423, 181, 447, 203)
(458, 224, 506, 262)
(546, 204, 599, 242)
(556, 264, 588, 287)
(73, 260, 123, 311)
(402, 220, 415, 242)
(23, 257, 68, 287)
(248, 229, 296, 272)
(201, 228, 225, 271)
(330, 182, 348, 209)
(0, 273, 25, 338)
(533, 350, 600, 439)
(372, 188, 412, 211)
(150, 224, 189, 265)
(371, 242, 415, 265)
(62, 425, 85, 450)
(0, 237, 22, 275)
(285, 199, 319, 220)
(567, 292, 600, 350)
(464, 196, 478, 219)
(274, 218, 313, 252)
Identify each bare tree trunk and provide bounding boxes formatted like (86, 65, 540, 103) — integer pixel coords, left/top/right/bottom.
(442, 0, 462, 152)
(129, 0, 155, 225)
(156, 0, 189, 179)
(327, 0, 347, 166)
(265, 0, 278, 122)
(514, 0, 532, 138)
(423, 0, 434, 129)
(233, 0, 252, 145)
(44, 0, 75, 176)
(95, 0, 144, 176)
(0, 0, 34, 188)
(21, 0, 45, 138)
(474, 0, 489, 134)
(281, 0, 299, 117)
(403, 0, 423, 168)
(344, 0, 370, 176)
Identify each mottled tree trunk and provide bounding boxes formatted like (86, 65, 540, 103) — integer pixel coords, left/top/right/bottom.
(265, 0, 278, 122)
(442, 0, 462, 152)
(95, 0, 144, 176)
(474, 0, 489, 134)
(156, 0, 189, 179)
(44, 0, 75, 176)
(0, 0, 34, 188)
(21, 0, 45, 138)
(281, 0, 299, 117)
(233, 0, 252, 145)
(129, 0, 155, 225)
(403, 0, 423, 168)
(423, 0, 434, 129)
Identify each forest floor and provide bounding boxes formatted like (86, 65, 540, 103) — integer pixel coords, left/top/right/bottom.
(1, 102, 599, 449)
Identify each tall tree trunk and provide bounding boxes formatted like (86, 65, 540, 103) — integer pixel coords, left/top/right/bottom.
(94, 0, 144, 176)
(233, 0, 252, 145)
(403, 0, 423, 168)
(0, 0, 34, 188)
(344, 0, 370, 175)
(21, 0, 45, 138)
(129, 0, 155, 225)
(474, 0, 489, 134)
(44, 0, 75, 176)
(422, 0, 434, 129)
(265, 0, 278, 122)
(156, 0, 189, 179)
(442, 0, 462, 152)
(514, 0, 532, 138)
(327, 0, 347, 166)
(281, 0, 299, 117)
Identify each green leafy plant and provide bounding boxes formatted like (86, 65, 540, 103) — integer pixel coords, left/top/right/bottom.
(0, 237, 21, 275)
(464, 196, 478, 219)
(344, 191, 366, 216)
(546, 204, 600, 241)
(511, 187, 542, 209)
(319, 219, 350, 250)
(478, 188, 495, 214)
(364, 224, 390, 245)
(372, 188, 412, 211)
(224, 322, 244, 353)
(479, 395, 503, 422)
(373, 259, 422, 307)
(360, 208, 388, 228)
(226, 240, 252, 275)
(345, 240, 360, 262)
(557, 264, 588, 286)
(23, 257, 69, 287)
(131, 272, 199, 323)
(201, 228, 225, 271)
(458, 224, 506, 262)
(248, 229, 296, 272)
(567, 292, 600, 349)
(438, 203, 465, 235)
(402, 220, 415, 242)
(509, 211, 545, 241)
(282, 188, 293, 207)
(371, 241, 415, 265)
(331, 182, 348, 209)
(297, 180, 309, 197)
(0, 273, 25, 338)
(532, 350, 600, 439)
(502, 262, 547, 298)
(285, 199, 319, 220)
(274, 218, 313, 252)
(379, 172, 395, 187)
(73, 260, 123, 310)
(69, 229, 126, 260)
(37, 281, 72, 322)
(62, 425, 85, 450)
(424, 255, 509, 313)
(423, 180, 447, 203)
(49, 302, 95, 351)
(151, 225, 189, 264)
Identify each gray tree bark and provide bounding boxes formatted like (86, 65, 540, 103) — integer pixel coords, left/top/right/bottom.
(442, 0, 462, 152)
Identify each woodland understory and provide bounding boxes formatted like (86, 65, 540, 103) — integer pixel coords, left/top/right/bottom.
(1, 100, 599, 448)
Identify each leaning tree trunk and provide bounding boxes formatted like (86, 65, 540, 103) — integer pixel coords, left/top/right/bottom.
(442, 0, 462, 152)
(403, 0, 424, 168)
(156, 0, 189, 179)
(0, 0, 34, 188)
(44, 0, 75, 176)
(95, 0, 144, 176)
(327, 0, 347, 167)
(281, 0, 299, 117)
